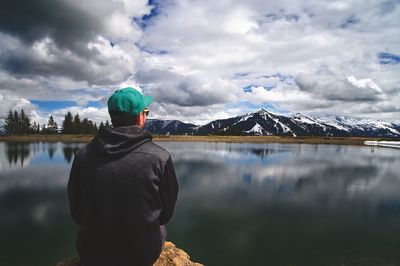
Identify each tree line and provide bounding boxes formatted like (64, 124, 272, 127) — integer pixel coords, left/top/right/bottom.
(3, 109, 110, 135)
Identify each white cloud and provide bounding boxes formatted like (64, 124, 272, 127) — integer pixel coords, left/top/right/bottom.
(0, 93, 37, 125)
(1, 0, 400, 124)
(346, 76, 382, 93)
(135, 0, 400, 122)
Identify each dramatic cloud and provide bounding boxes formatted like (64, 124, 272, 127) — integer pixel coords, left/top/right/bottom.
(136, 0, 400, 121)
(137, 69, 239, 106)
(0, 0, 149, 85)
(296, 74, 384, 102)
(0, 0, 400, 125)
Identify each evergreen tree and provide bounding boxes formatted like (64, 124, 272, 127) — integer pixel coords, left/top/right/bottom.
(31, 122, 37, 134)
(105, 120, 110, 127)
(47, 115, 58, 134)
(4, 110, 14, 135)
(62, 112, 73, 134)
(20, 109, 30, 134)
(73, 113, 81, 134)
(4, 109, 31, 135)
(59, 111, 99, 135)
(13, 110, 20, 133)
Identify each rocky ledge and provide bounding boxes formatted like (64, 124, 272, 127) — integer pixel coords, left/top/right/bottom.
(56, 241, 203, 266)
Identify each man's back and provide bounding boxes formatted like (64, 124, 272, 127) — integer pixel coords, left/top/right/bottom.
(68, 125, 178, 266)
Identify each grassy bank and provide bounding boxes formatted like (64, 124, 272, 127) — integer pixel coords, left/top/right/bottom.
(0, 134, 397, 145)
(0, 134, 94, 143)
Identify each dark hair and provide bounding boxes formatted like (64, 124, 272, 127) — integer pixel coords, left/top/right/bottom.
(109, 111, 138, 127)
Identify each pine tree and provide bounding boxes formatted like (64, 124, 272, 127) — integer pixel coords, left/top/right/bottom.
(4, 110, 14, 135)
(62, 112, 73, 134)
(31, 122, 37, 134)
(5, 109, 31, 134)
(93, 123, 98, 133)
(73, 113, 81, 134)
(13, 110, 20, 134)
(20, 109, 30, 134)
(47, 115, 58, 134)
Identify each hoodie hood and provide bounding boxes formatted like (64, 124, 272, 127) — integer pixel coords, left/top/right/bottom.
(87, 125, 152, 157)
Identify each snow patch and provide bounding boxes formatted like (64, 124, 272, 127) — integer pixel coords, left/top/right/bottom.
(244, 123, 264, 135)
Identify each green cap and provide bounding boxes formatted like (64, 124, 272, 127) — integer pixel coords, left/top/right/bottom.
(107, 87, 153, 116)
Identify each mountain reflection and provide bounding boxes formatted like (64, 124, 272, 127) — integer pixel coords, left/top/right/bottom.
(248, 148, 276, 158)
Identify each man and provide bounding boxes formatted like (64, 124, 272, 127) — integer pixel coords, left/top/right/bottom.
(68, 87, 179, 266)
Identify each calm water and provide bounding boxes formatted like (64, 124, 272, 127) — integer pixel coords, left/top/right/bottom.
(1, 141, 400, 266)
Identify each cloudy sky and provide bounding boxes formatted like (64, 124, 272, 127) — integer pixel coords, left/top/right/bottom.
(0, 0, 399, 126)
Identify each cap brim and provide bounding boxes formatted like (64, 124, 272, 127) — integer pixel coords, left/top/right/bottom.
(143, 95, 153, 107)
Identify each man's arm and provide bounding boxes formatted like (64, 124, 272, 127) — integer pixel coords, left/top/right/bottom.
(159, 155, 179, 225)
(67, 153, 82, 225)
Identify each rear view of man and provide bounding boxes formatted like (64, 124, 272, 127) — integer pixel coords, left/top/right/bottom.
(68, 87, 179, 266)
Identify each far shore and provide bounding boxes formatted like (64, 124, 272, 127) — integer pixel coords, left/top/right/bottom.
(0, 134, 398, 146)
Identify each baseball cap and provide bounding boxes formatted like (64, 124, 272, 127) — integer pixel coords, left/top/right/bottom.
(107, 87, 153, 116)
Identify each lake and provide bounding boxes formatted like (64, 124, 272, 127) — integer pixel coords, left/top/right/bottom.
(1, 141, 400, 266)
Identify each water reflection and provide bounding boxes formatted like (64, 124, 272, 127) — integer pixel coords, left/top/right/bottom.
(6, 143, 31, 166)
(158, 142, 400, 265)
(1, 142, 83, 167)
(63, 147, 81, 163)
(1, 141, 400, 266)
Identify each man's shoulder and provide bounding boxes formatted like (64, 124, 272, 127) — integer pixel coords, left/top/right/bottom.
(135, 140, 171, 162)
(73, 145, 88, 161)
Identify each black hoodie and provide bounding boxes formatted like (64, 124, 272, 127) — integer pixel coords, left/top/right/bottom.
(67, 125, 179, 266)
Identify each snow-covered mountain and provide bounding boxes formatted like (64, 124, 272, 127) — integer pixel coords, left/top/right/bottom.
(145, 119, 196, 135)
(147, 109, 400, 137)
(193, 109, 350, 136)
(317, 116, 400, 137)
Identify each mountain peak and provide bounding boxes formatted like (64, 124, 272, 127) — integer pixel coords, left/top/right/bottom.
(252, 108, 280, 116)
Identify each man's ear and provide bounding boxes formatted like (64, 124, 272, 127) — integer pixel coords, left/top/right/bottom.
(137, 111, 145, 128)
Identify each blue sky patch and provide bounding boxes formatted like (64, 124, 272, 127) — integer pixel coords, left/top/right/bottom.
(243, 85, 254, 93)
(378, 52, 400, 64)
(31, 100, 104, 111)
(87, 101, 105, 108)
(134, 0, 161, 29)
(229, 101, 284, 115)
(31, 100, 76, 111)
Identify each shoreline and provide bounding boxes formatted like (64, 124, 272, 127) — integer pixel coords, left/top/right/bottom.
(0, 134, 398, 146)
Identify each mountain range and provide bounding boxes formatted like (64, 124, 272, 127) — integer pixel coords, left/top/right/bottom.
(1, 109, 398, 137)
(146, 109, 400, 137)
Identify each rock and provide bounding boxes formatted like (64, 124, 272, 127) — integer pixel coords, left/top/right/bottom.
(154, 242, 203, 266)
(56, 241, 203, 266)
(56, 258, 80, 266)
